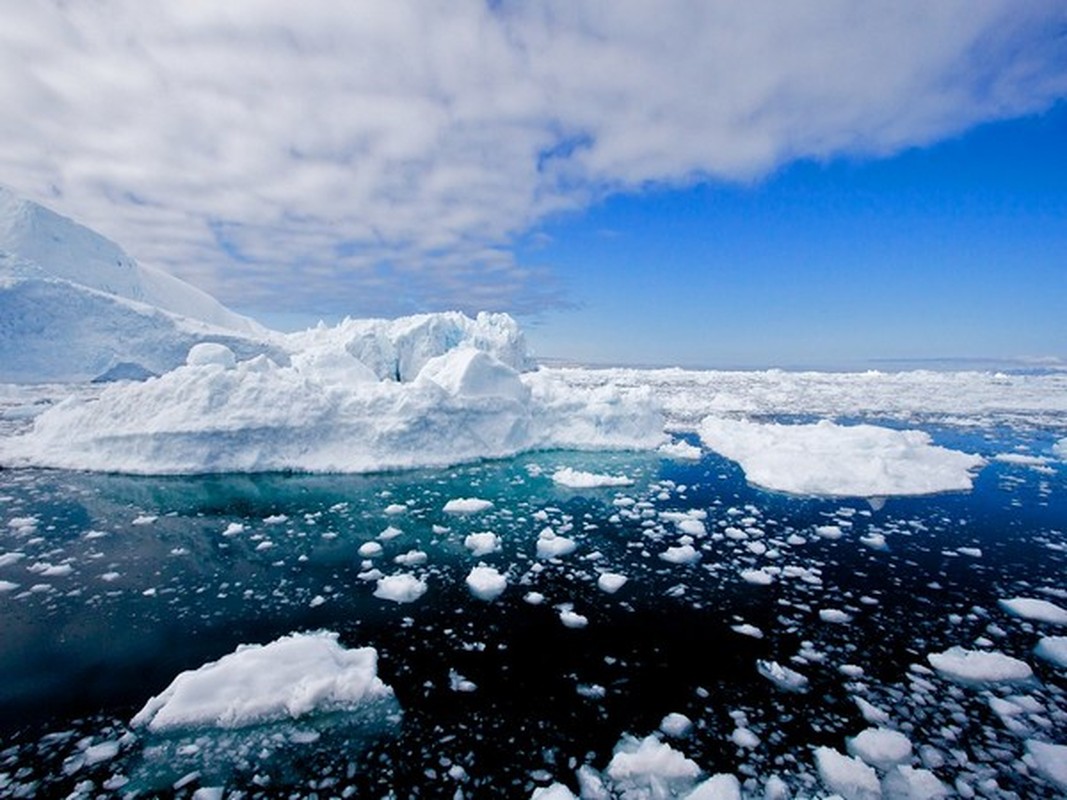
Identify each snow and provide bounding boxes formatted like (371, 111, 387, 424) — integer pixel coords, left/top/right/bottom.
(443, 497, 495, 514)
(466, 565, 507, 601)
(1034, 636, 1067, 668)
(846, 727, 913, 770)
(551, 467, 634, 489)
(373, 573, 428, 604)
(926, 646, 1033, 685)
(1026, 740, 1067, 791)
(186, 343, 237, 369)
(813, 746, 881, 800)
(130, 631, 392, 732)
(699, 417, 985, 497)
(998, 596, 1067, 625)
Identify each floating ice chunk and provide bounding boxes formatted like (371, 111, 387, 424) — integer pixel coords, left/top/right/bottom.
(524, 592, 545, 605)
(358, 541, 383, 558)
(83, 740, 121, 765)
(551, 468, 634, 489)
(698, 417, 985, 497)
(882, 765, 950, 799)
(684, 773, 741, 800)
(222, 522, 244, 536)
(677, 518, 707, 536)
(373, 573, 427, 604)
(659, 712, 693, 737)
(740, 568, 773, 585)
(757, 660, 809, 693)
(537, 528, 577, 559)
(927, 646, 1033, 685)
(443, 497, 494, 514)
(263, 514, 287, 524)
(1026, 740, 1067, 791)
(559, 609, 588, 629)
(383, 504, 407, 515)
(131, 631, 392, 732)
(1055, 437, 1067, 461)
(7, 517, 38, 533)
(820, 608, 853, 624)
(957, 546, 982, 558)
(0, 580, 19, 592)
(658, 439, 702, 461)
(730, 728, 760, 749)
(860, 533, 887, 550)
(816, 525, 843, 539)
(661, 544, 700, 564)
(814, 746, 880, 800)
(597, 572, 628, 594)
(606, 734, 701, 792)
(998, 597, 1067, 625)
(466, 565, 507, 601)
(186, 343, 236, 369)
(730, 623, 763, 639)
(464, 532, 501, 557)
(132, 515, 158, 525)
(846, 727, 913, 770)
(530, 783, 577, 800)
(393, 549, 427, 566)
(1035, 636, 1067, 668)
(0, 552, 25, 567)
(449, 669, 477, 692)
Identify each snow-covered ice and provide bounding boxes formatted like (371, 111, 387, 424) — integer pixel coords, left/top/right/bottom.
(373, 573, 428, 604)
(926, 646, 1033, 685)
(131, 631, 392, 731)
(698, 417, 985, 497)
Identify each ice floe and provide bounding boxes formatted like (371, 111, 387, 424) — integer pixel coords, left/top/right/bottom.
(373, 573, 427, 604)
(1034, 636, 1067, 668)
(998, 596, 1067, 625)
(926, 646, 1033, 685)
(466, 564, 507, 601)
(131, 631, 392, 731)
(550, 467, 635, 488)
(698, 417, 985, 497)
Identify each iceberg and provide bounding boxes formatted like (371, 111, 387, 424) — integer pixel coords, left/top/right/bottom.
(698, 417, 985, 497)
(0, 337, 664, 474)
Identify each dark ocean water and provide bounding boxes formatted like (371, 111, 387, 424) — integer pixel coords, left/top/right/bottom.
(0, 426, 1064, 798)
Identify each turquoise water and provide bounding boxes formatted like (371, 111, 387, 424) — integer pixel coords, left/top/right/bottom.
(0, 427, 1064, 797)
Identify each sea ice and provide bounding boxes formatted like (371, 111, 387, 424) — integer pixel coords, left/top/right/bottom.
(537, 528, 577, 559)
(551, 467, 634, 489)
(881, 765, 950, 799)
(530, 784, 578, 800)
(698, 417, 984, 497)
(660, 544, 700, 564)
(131, 631, 392, 731)
(443, 497, 494, 514)
(659, 712, 693, 737)
(756, 660, 809, 693)
(1034, 635, 1067, 668)
(373, 573, 428, 604)
(684, 773, 741, 800)
(658, 439, 702, 460)
(846, 727, 913, 770)
(466, 565, 507, 601)
(596, 572, 628, 594)
(605, 734, 701, 793)
(819, 608, 853, 624)
(926, 646, 1033, 685)
(998, 596, 1067, 625)
(1025, 740, 1067, 791)
(813, 746, 880, 800)
(559, 609, 588, 629)
(464, 532, 501, 557)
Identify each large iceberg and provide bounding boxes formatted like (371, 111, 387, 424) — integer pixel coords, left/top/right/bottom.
(0, 335, 664, 474)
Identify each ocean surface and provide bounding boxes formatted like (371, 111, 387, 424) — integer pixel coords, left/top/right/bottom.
(1, 417, 1064, 798)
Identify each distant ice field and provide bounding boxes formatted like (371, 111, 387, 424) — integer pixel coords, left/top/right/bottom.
(0, 380, 1064, 797)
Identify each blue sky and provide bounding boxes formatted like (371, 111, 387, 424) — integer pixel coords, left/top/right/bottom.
(522, 104, 1067, 367)
(2, 1, 1065, 368)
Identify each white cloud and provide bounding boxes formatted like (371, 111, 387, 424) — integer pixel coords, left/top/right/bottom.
(1, 0, 1064, 317)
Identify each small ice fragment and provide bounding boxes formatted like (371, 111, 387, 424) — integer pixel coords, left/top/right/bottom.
(815, 525, 843, 539)
(597, 572, 628, 594)
(882, 766, 950, 799)
(359, 541, 383, 558)
(551, 468, 634, 489)
(464, 532, 501, 557)
(559, 609, 588, 629)
(449, 669, 477, 692)
(132, 515, 157, 526)
(524, 592, 545, 605)
(373, 573, 427, 604)
(730, 623, 764, 639)
(262, 514, 287, 524)
(846, 727, 913, 770)
(383, 503, 407, 515)
(443, 498, 494, 514)
(466, 565, 507, 601)
(819, 608, 853, 624)
(685, 773, 741, 800)
(393, 549, 427, 566)
(927, 646, 1033, 685)
(1034, 636, 1067, 668)
(530, 784, 578, 800)
(730, 728, 760, 749)
(222, 523, 244, 536)
(660, 544, 700, 564)
(757, 660, 809, 693)
(740, 568, 773, 585)
(814, 746, 880, 800)
(659, 712, 692, 737)
(537, 528, 577, 559)
(998, 597, 1067, 625)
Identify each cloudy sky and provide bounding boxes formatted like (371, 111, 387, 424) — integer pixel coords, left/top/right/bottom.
(2, 1, 1065, 367)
